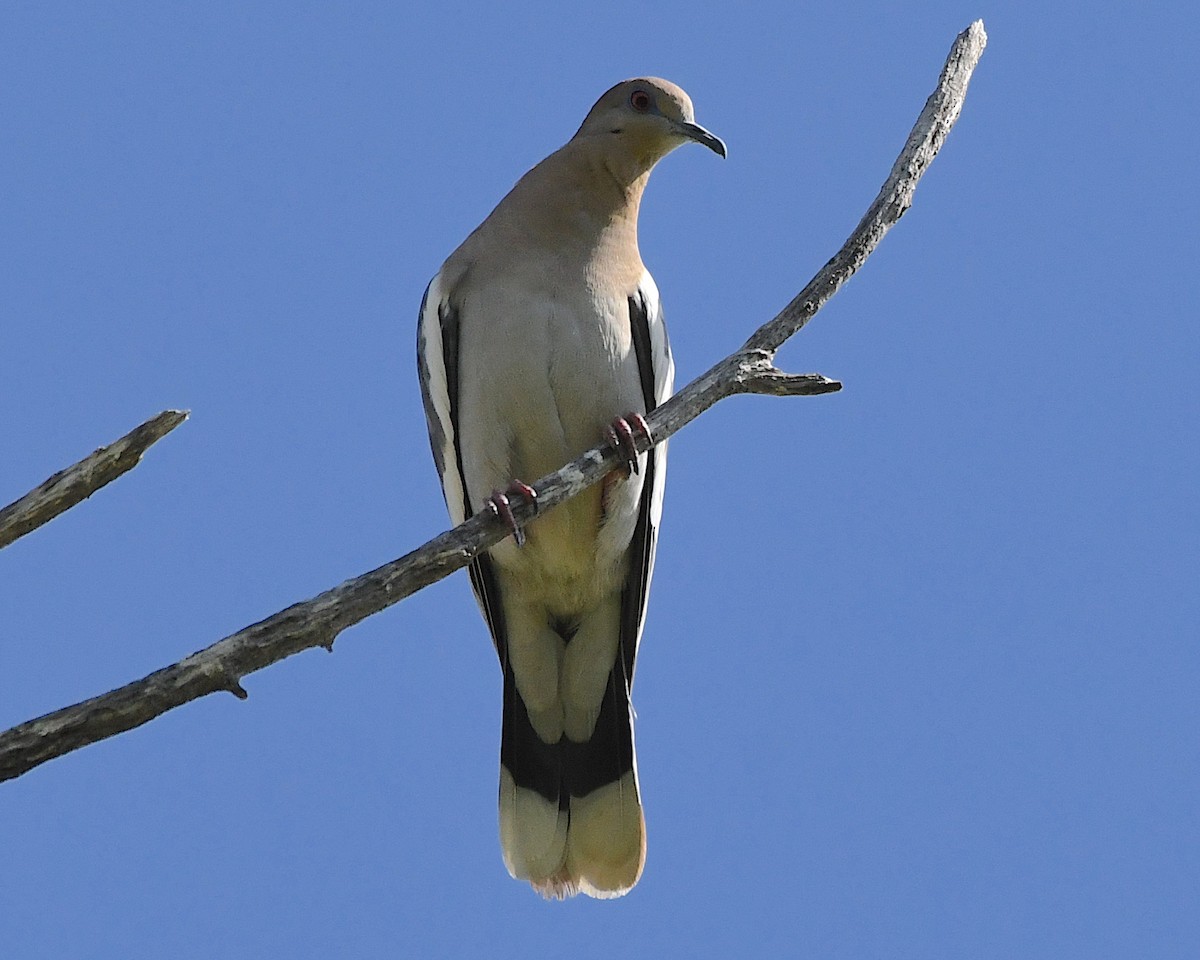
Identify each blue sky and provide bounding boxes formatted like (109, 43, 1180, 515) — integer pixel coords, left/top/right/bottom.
(2, 2, 1197, 957)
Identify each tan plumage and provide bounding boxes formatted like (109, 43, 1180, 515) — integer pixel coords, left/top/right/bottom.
(417, 78, 724, 898)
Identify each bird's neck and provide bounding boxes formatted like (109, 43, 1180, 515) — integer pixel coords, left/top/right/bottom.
(514, 140, 652, 254)
(579, 136, 657, 227)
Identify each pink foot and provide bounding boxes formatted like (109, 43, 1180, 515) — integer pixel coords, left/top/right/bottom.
(486, 481, 538, 547)
(605, 413, 653, 478)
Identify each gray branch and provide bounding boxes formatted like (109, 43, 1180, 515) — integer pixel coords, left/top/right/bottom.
(0, 21, 987, 784)
(0, 410, 188, 551)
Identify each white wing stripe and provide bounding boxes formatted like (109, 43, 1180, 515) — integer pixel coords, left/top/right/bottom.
(417, 273, 468, 527)
(638, 271, 672, 530)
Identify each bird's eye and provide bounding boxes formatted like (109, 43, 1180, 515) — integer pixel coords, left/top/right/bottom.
(630, 90, 652, 113)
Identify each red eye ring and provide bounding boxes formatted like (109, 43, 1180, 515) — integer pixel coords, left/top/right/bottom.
(630, 90, 652, 113)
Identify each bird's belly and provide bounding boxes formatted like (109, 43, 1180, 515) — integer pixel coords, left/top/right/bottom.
(458, 288, 641, 612)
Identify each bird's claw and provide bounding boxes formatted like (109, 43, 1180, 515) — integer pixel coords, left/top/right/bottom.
(487, 481, 538, 547)
(606, 413, 652, 478)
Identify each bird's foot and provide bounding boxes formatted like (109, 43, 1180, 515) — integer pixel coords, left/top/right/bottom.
(605, 413, 653, 478)
(486, 481, 538, 547)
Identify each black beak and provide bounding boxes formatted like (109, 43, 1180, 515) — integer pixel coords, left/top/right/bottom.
(675, 120, 727, 158)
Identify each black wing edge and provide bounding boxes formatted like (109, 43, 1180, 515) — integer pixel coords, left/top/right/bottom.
(617, 292, 662, 691)
(420, 290, 510, 664)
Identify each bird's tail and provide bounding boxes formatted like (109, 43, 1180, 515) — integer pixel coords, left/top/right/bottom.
(497, 661, 645, 899)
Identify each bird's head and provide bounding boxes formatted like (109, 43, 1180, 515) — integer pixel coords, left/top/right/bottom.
(574, 77, 726, 168)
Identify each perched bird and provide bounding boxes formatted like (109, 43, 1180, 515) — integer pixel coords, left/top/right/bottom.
(417, 77, 724, 899)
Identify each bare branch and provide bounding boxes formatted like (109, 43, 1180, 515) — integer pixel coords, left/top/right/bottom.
(744, 19, 988, 354)
(0, 21, 987, 784)
(0, 410, 188, 551)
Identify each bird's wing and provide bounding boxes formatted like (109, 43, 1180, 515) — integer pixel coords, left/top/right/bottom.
(618, 271, 674, 686)
(416, 272, 509, 658)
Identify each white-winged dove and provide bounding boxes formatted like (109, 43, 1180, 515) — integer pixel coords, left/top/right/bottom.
(417, 78, 724, 899)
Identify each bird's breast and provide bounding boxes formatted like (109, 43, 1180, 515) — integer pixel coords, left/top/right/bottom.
(455, 270, 644, 605)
